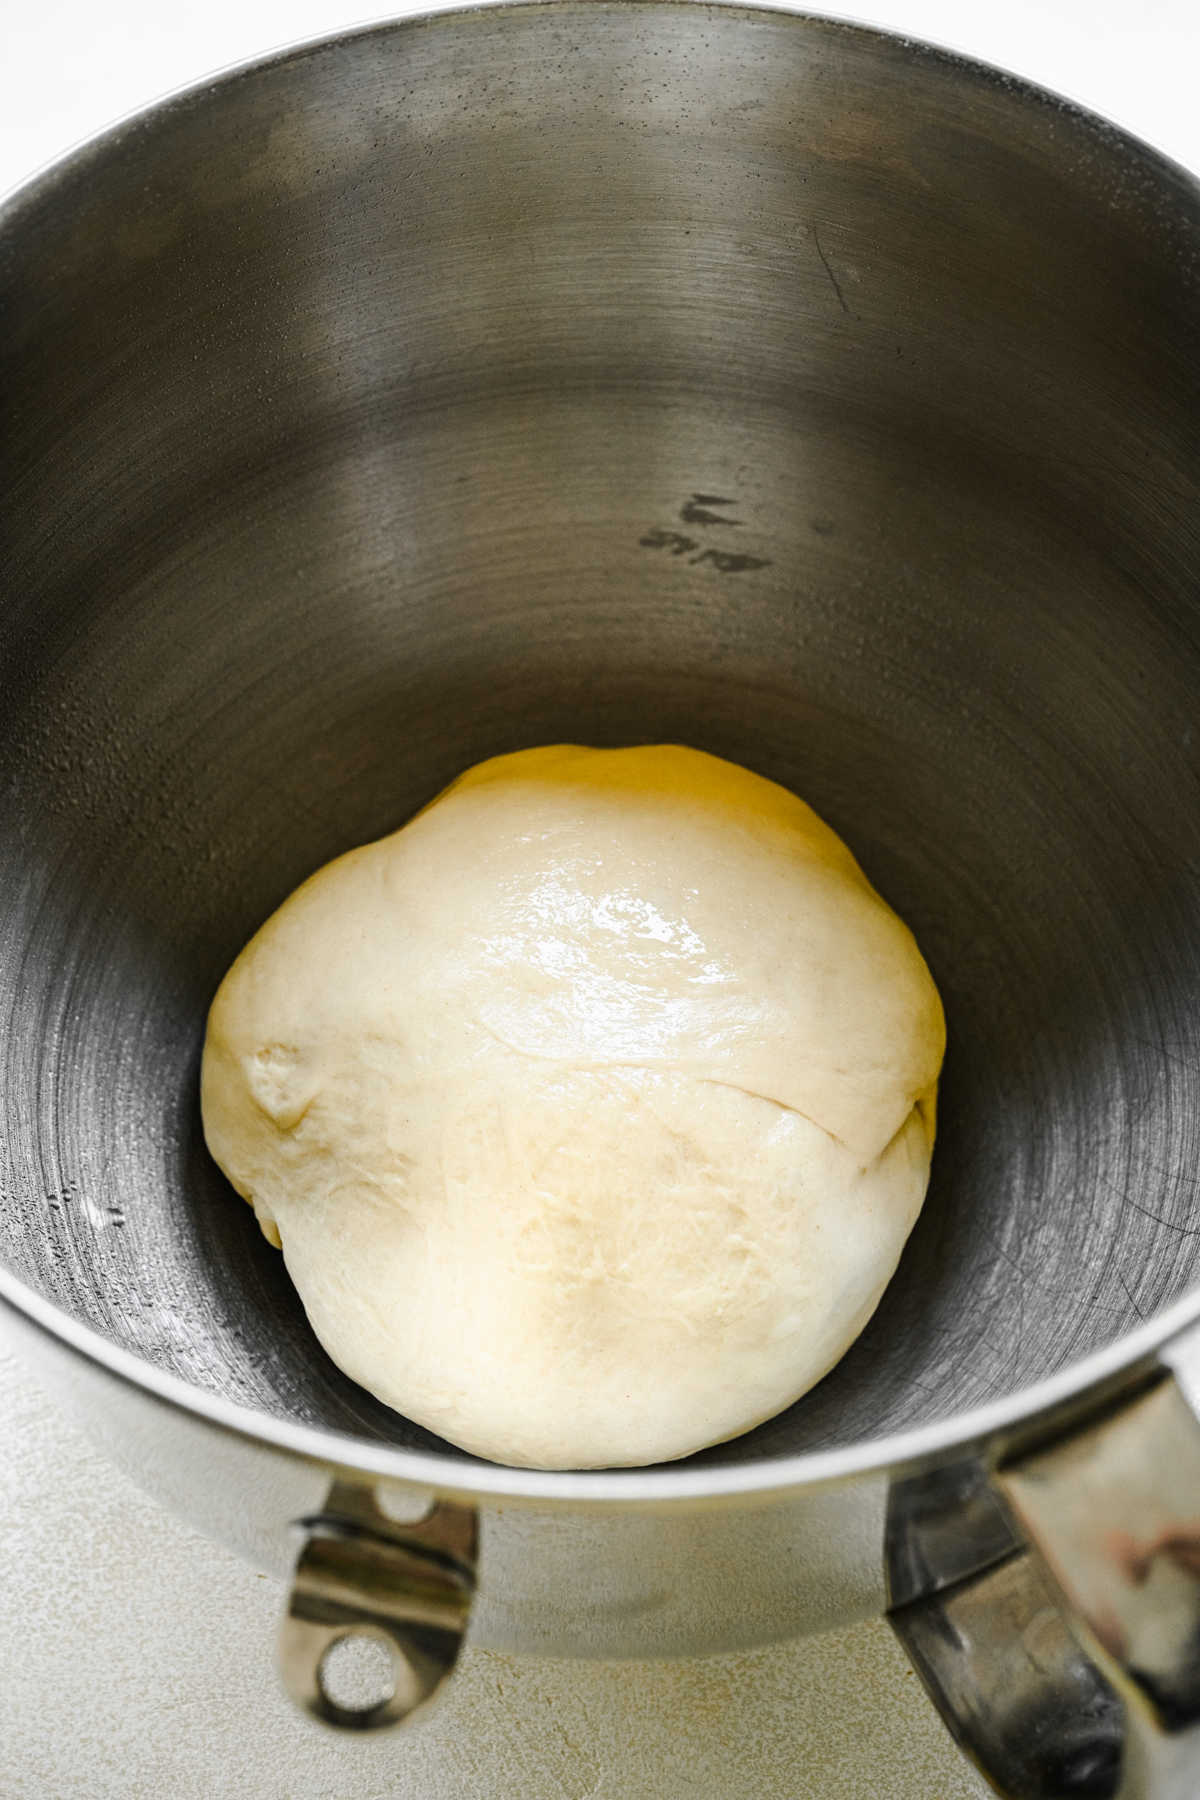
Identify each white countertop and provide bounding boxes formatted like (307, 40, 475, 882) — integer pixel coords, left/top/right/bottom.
(0, 1341, 985, 1799)
(1, 3, 1196, 1796)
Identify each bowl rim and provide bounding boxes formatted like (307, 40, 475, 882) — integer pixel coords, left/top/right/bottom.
(4, 1254, 1198, 1505)
(3, 0, 1200, 1508)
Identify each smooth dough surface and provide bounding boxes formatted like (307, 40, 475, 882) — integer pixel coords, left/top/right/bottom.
(201, 745, 945, 1468)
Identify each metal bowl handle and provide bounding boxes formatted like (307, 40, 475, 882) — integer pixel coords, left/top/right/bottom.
(278, 1482, 478, 1730)
(891, 1325, 1200, 1798)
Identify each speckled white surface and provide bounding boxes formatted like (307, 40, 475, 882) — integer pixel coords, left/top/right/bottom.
(0, 1345, 987, 1798)
(1, 1, 1197, 1794)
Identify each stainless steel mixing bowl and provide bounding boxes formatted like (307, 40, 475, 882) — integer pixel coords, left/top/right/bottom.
(3, 3, 1200, 1790)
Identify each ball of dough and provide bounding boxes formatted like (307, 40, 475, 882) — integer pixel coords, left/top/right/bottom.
(201, 745, 945, 1469)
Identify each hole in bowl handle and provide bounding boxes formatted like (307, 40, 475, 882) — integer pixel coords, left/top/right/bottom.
(890, 1340, 1200, 1799)
(278, 1480, 478, 1730)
